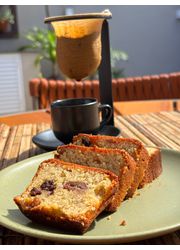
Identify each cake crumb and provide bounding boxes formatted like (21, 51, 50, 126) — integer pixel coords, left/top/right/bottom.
(119, 220, 126, 226)
(107, 215, 111, 220)
(136, 192, 140, 196)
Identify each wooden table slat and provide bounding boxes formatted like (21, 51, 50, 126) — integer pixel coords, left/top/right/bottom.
(0, 126, 18, 170)
(0, 124, 10, 164)
(29, 124, 38, 157)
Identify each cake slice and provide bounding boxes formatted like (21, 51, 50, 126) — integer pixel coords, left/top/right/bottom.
(73, 134, 149, 198)
(55, 144, 136, 212)
(14, 159, 118, 234)
(139, 147, 162, 187)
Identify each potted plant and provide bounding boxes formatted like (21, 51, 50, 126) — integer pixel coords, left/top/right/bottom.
(0, 7, 14, 33)
(19, 27, 58, 79)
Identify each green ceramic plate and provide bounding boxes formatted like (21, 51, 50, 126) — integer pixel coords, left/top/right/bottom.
(0, 148, 180, 244)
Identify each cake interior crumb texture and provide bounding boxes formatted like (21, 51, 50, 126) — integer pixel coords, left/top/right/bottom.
(17, 162, 114, 216)
(57, 147, 125, 176)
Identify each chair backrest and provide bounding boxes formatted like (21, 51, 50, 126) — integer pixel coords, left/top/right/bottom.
(29, 72, 180, 109)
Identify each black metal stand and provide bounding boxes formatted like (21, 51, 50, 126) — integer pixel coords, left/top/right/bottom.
(98, 20, 114, 126)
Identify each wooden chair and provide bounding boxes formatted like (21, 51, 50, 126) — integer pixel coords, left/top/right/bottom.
(29, 72, 180, 115)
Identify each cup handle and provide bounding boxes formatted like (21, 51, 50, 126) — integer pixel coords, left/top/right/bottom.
(98, 104, 112, 129)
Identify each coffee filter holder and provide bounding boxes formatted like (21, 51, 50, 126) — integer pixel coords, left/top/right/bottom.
(44, 10, 120, 131)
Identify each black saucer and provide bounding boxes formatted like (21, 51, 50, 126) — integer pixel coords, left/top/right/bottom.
(32, 125, 120, 151)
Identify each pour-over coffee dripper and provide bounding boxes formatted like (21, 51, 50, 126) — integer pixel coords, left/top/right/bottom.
(52, 18, 103, 81)
(44, 10, 120, 132)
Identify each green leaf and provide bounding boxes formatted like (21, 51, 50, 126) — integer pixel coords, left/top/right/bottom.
(18, 45, 34, 51)
(110, 47, 128, 72)
(34, 55, 43, 67)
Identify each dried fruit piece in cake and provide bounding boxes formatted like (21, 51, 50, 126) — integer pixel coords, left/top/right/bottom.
(14, 159, 118, 234)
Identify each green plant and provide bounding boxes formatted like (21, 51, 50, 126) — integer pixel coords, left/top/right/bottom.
(110, 48, 128, 78)
(19, 27, 58, 79)
(0, 7, 14, 24)
(89, 47, 128, 80)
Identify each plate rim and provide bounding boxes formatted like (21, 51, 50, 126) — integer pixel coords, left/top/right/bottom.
(0, 148, 180, 243)
(0, 217, 179, 244)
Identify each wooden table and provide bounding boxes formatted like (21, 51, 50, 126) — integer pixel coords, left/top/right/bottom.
(0, 111, 180, 244)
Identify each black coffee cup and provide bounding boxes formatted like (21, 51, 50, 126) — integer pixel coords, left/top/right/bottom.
(51, 98, 112, 143)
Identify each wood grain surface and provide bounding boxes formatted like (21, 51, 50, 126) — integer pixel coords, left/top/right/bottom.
(0, 111, 179, 245)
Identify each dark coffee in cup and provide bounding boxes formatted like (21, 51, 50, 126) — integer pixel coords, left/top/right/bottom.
(51, 98, 112, 143)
